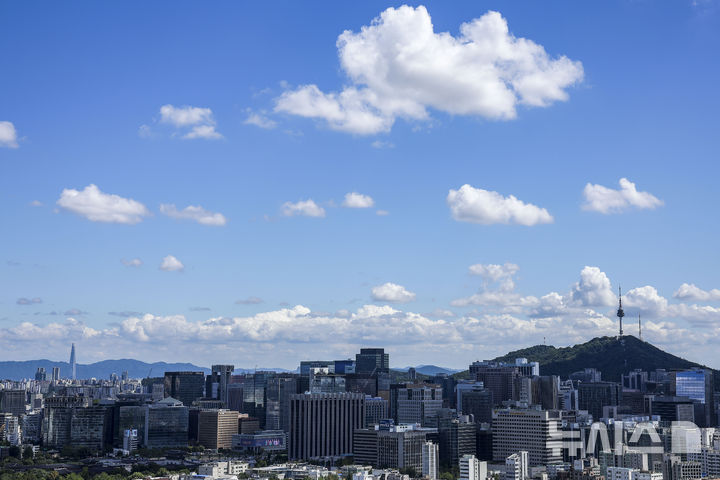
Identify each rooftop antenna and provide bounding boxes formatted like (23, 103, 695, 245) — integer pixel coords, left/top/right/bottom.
(638, 313, 642, 341)
(617, 286, 624, 337)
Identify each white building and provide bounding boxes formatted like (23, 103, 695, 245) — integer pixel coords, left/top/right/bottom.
(422, 441, 439, 480)
(492, 409, 563, 466)
(197, 462, 248, 477)
(504, 452, 529, 480)
(607, 467, 662, 480)
(460, 454, 487, 480)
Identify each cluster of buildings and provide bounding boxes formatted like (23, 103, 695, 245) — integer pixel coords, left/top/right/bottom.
(2, 342, 720, 480)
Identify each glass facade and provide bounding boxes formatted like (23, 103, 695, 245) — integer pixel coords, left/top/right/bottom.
(676, 370, 706, 403)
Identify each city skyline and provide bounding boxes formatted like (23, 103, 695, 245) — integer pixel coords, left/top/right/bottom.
(2, 2, 720, 369)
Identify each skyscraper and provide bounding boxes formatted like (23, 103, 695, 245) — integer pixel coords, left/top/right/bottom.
(423, 441, 440, 480)
(163, 371, 205, 407)
(289, 392, 365, 460)
(70, 343, 77, 380)
(206, 365, 235, 406)
(355, 348, 390, 375)
(492, 408, 562, 466)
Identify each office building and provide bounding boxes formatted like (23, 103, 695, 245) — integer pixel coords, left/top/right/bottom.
(144, 397, 189, 448)
(469, 359, 537, 405)
(356, 348, 390, 375)
(163, 371, 205, 408)
(289, 392, 364, 460)
(492, 408, 563, 466)
(394, 384, 443, 426)
(461, 454, 487, 480)
(504, 451, 529, 480)
(439, 415, 477, 467)
(460, 388, 494, 424)
(662, 455, 703, 480)
(335, 359, 355, 374)
(70, 406, 111, 450)
(578, 382, 622, 420)
(21, 411, 42, 444)
(673, 369, 715, 427)
(423, 441, 440, 480)
(265, 375, 299, 432)
(198, 409, 240, 449)
(365, 396, 388, 427)
(35, 368, 47, 382)
(352, 423, 434, 471)
(51, 367, 60, 382)
(232, 430, 286, 453)
(123, 429, 139, 452)
(0, 390, 25, 417)
(206, 365, 235, 407)
(310, 373, 346, 394)
(649, 396, 696, 423)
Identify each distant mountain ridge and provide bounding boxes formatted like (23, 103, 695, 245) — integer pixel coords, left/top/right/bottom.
(489, 335, 718, 385)
(0, 359, 292, 381)
(393, 365, 461, 376)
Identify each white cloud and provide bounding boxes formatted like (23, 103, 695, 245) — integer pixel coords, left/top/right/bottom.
(183, 125, 223, 140)
(624, 285, 668, 315)
(244, 111, 277, 129)
(157, 104, 222, 139)
(447, 184, 553, 226)
(0, 121, 19, 148)
(275, 6, 583, 134)
(673, 283, 720, 302)
(371, 282, 416, 303)
(121, 258, 143, 267)
(160, 105, 214, 127)
(30, 200, 43, 207)
(582, 178, 663, 214)
(376, 210, 390, 216)
(57, 184, 150, 224)
(342, 192, 375, 208)
(160, 204, 227, 226)
(159, 255, 184, 272)
(468, 263, 519, 283)
(281, 199, 326, 218)
(569, 266, 616, 307)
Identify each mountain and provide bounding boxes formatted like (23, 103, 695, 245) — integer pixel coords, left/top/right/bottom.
(393, 365, 461, 376)
(0, 359, 294, 381)
(489, 335, 718, 385)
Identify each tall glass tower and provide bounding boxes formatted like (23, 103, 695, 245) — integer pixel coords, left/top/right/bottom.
(70, 343, 77, 380)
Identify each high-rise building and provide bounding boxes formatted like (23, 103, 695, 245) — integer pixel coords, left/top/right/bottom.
(70, 406, 111, 450)
(504, 452, 529, 480)
(35, 367, 47, 381)
(395, 384, 443, 426)
(70, 343, 77, 380)
(439, 414, 477, 467)
(289, 392, 365, 460)
(163, 371, 205, 407)
(352, 423, 434, 471)
(649, 396, 696, 423)
(461, 454, 487, 480)
(460, 388, 494, 424)
(673, 369, 715, 427)
(578, 382, 622, 420)
(198, 409, 240, 449)
(144, 397, 189, 448)
(0, 390, 26, 417)
(51, 367, 61, 382)
(365, 396, 388, 427)
(423, 441, 440, 480)
(206, 365, 235, 406)
(492, 408, 563, 466)
(355, 348, 390, 375)
(469, 359, 537, 405)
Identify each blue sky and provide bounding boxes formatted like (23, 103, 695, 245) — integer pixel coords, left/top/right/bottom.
(1, 1, 719, 370)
